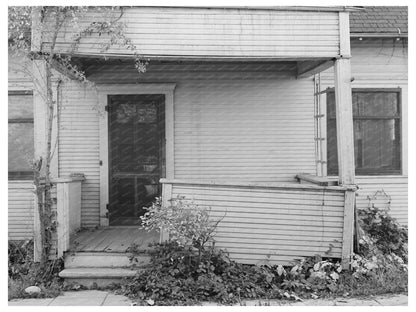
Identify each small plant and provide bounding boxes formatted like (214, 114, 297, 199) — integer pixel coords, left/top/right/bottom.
(358, 205, 408, 262)
(122, 241, 286, 305)
(140, 196, 224, 262)
(8, 240, 63, 300)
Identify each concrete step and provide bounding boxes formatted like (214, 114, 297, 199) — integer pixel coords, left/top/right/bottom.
(59, 268, 139, 288)
(64, 252, 150, 268)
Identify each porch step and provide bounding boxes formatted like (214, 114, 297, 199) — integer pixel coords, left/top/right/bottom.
(59, 268, 138, 288)
(64, 252, 150, 268)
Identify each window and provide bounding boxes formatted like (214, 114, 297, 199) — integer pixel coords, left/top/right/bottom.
(8, 91, 34, 180)
(327, 89, 401, 175)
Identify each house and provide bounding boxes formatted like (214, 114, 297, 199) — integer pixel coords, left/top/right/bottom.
(8, 6, 407, 285)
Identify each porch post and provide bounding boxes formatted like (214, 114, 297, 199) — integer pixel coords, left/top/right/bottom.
(335, 12, 355, 269)
(32, 59, 47, 262)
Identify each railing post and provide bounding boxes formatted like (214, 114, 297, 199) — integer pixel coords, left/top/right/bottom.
(160, 182, 172, 243)
(55, 175, 85, 258)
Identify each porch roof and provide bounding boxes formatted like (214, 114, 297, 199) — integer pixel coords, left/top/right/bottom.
(37, 6, 346, 61)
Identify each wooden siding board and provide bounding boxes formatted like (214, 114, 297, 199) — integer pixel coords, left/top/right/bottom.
(355, 176, 408, 225)
(58, 82, 100, 227)
(173, 79, 316, 181)
(8, 181, 34, 241)
(56, 65, 319, 227)
(170, 183, 345, 264)
(320, 39, 408, 225)
(44, 7, 340, 58)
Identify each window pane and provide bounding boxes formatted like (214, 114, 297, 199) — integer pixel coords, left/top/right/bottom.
(327, 91, 336, 118)
(356, 119, 401, 172)
(328, 91, 400, 118)
(8, 94, 33, 119)
(327, 119, 338, 174)
(8, 123, 34, 172)
(327, 90, 401, 175)
(354, 92, 399, 117)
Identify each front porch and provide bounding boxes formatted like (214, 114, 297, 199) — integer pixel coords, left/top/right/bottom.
(31, 7, 359, 278)
(70, 227, 158, 253)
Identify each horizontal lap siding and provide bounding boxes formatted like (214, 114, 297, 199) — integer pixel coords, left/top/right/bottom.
(321, 39, 408, 83)
(356, 176, 408, 225)
(174, 79, 316, 182)
(320, 39, 408, 225)
(8, 181, 34, 241)
(171, 184, 345, 265)
(49, 7, 340, 58)
(60, 64, 316, 226)
(59, 82, 100, 227)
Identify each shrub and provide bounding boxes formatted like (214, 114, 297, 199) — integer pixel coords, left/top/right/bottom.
(331, 205, 409, 297)
(124, 197, 408, 305)
(358, 206, 408, 262)
(8, 240, 63, 300)
(122, 241, 285, 305)
(140, 196, 223, 261)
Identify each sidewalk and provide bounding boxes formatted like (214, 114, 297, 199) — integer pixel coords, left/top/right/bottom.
(8, 291, 408, 306)
(8, 290, 133, 306)
(233, 293, 408, 306)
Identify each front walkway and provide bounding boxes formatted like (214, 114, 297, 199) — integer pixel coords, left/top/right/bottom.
(8, 291, 408, 306)
(8, 290, 132, 306)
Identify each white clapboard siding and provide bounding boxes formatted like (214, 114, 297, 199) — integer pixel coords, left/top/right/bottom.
(59, 82, 100, 227)
(320, 38, 408, 84)
(173, 78, 316, 182)
(355, 176, 408, 226)
(56, 63, 316, 227)
(319, 38, 408, 225)
(169, 182, 346, 265)
(44, 7, 340, 58)
(8, 181, 34, 241)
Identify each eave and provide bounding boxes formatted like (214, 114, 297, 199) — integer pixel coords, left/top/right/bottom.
(350, 33, 408, 38)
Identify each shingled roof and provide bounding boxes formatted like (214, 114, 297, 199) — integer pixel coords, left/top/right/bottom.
(349, 6, 408, 35)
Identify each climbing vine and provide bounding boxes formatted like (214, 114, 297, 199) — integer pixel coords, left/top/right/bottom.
(9, 6, 147, 267)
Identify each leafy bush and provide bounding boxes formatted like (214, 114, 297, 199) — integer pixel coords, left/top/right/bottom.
(8, 240, 63, 300)
(358, 206, 408, 262)
(124, 196, 408, 305)
(333, 252, 408, 297)
(331, 205, 409, 297)
(140, 196, 223, 260)
(122, 241, 286, 305)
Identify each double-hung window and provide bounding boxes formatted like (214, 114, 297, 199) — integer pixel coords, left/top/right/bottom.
(327, 89, 401, 175)
(8, 91, 34, 180)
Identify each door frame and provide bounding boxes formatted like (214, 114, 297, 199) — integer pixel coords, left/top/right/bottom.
(97, 84, 176, 226)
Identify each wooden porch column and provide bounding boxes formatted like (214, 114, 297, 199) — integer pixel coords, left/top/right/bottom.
(32, 59, 48, 262)
(335, 12, 356, 269)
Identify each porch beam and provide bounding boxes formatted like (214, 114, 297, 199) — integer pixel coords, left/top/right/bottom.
(296, 59, 334, 79)
(335, 12, 355, 269)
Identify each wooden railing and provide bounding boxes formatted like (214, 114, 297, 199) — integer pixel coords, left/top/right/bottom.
(160, 179, 355, 266)
(55, 175, 85, 257)
(34, 174, 85, 261)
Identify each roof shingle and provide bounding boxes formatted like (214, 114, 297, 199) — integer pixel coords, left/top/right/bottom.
(350, 6, 408, 34)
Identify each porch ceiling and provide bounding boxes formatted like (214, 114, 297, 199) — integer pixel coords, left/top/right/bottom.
(62, 57, 333, 81)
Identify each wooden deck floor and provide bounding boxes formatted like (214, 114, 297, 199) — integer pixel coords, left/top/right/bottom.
(70, 227, 159, 253)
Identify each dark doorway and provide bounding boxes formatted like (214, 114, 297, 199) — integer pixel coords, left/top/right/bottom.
(108, 94, 165, 225)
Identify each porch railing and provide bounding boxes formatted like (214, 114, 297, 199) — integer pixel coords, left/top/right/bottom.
(160, 178, 355, 266)
(34, 174, 85, 261)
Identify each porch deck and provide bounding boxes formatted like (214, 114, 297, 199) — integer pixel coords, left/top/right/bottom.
(70, 227, 159, 253)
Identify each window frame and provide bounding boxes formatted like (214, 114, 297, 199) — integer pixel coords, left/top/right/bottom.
(8, 90, 34, 180)
(327, 87, 402, 176)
